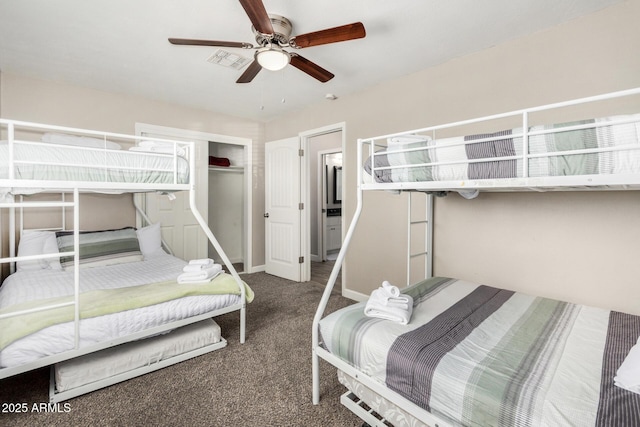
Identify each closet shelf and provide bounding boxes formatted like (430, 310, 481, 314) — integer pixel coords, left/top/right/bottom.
(208, 166, 243, 172)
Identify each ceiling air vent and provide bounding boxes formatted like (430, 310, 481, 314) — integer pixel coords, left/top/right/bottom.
(206, 50, 251, 70)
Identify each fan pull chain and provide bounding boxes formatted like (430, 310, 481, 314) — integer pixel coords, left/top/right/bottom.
(281, 68, 286, 104)
(260, 73, 265, 110)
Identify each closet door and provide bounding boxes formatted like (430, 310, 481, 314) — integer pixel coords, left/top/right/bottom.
(136, 125, 208, 261)
(146, 191, 208, 261)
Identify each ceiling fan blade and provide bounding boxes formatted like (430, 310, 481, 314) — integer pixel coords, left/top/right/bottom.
(290, 54, 334, 83)
(169, 38, 253, 49)
(236, 60, 262, 83)
(238, 0, 274, 35)
(290, 22, 365, 48)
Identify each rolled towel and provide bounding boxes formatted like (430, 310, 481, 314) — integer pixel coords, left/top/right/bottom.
(382, 280, 400, 298)
(177, 264, 223, 284)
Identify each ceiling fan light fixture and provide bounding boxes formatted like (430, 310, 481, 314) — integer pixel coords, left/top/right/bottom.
(256, 46, 290, 71)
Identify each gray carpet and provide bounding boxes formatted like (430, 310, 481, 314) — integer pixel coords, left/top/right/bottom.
(0, 272, 361, 427)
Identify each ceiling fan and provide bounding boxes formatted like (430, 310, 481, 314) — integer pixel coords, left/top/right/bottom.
(168, 0, 366, 84)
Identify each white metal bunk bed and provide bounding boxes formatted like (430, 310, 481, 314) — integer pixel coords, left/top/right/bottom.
(312, 87, 640, 427)
(0, 119, 249, 402)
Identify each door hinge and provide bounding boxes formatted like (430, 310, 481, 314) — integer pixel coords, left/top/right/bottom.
(299, 256, 304, 264)
(299, 149, 304, 157)
(299, 202, 304, 210)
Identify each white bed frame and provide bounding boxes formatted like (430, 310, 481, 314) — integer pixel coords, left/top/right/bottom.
(0, 119, 247, 399)
(312, 87, 640, 426)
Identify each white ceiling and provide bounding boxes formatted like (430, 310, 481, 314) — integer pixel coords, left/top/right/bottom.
(0, 0, 623, 122)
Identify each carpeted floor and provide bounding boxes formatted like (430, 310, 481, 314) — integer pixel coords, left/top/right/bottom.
(0, 272, 362, 427)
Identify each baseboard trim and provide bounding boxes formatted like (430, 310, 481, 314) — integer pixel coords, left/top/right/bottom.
(249, 265, 266, 273)
(342, 288, 367, 302)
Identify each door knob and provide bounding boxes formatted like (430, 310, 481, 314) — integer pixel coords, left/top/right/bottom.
(264, 213, 269, 218)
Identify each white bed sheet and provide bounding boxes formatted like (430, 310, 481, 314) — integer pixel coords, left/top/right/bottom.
(0, 251, 240, 368)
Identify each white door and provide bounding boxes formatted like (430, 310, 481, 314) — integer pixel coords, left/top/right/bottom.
(265, 137, 302, 281)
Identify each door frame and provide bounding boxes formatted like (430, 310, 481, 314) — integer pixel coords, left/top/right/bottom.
(135, 123, 253, 271)
(300, 122, 346, 283)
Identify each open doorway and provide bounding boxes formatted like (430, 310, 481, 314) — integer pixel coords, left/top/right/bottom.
(302, 126, 344, 286)
(319, 151, 342, 261)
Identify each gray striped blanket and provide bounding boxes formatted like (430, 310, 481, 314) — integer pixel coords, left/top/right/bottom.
(364, 115, 640, 183)
(319, 277, 640, 426)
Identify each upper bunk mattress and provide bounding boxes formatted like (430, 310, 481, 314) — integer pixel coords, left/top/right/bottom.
(364, 114, 640, 184)
(0, 141, 189, 187)
(0, 251, 250, 369)
(319, 277, 640, 427)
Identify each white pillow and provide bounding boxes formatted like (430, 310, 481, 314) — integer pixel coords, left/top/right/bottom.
(42, 132, 122, 150)
(16, 230, 62, 271)
(136, 222, 162, 257)
(42, 233, 63, 270)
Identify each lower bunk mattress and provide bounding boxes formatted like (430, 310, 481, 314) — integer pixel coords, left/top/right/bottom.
(54, 318, 222, 393)
(0, 251, 252, 369)
(319, 277, 640, 427)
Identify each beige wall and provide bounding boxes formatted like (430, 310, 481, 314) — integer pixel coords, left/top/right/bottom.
(0, 73, 266, 269)
(265, 0, 640, 314)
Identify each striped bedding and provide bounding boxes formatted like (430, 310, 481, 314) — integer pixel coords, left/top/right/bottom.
(364, 115, 640, 183)
(319, 277, 640, 426)
(55, 227, 143, 268)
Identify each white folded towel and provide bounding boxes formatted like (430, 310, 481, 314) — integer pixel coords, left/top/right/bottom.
(370, 282, 413, 310)
(177, 264, 223, 284)
(182, 258, 215, 272)
(364, 283, 413, 325)
(614, 340, 640, 394)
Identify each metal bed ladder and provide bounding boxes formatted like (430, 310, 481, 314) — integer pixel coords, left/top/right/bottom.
(406, 192, 433, 286)
(0, 190, 83, 377)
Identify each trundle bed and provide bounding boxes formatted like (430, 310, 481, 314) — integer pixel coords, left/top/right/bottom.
(312, 87, 640, 427)
(0, 120, 250, 402)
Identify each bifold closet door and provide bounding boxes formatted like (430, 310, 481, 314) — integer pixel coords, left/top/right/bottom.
(146, 191, 208, 261)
